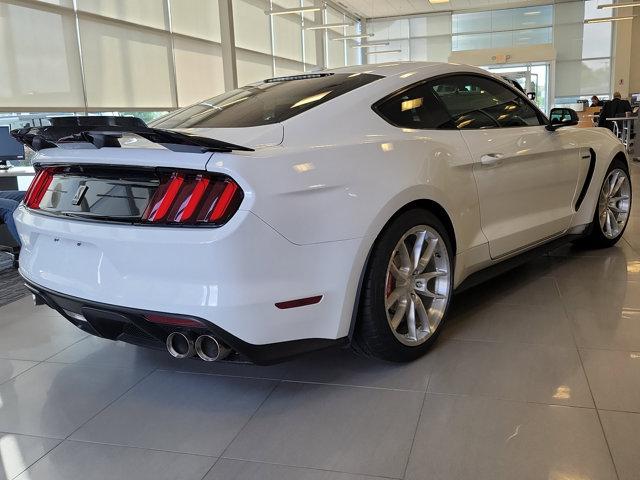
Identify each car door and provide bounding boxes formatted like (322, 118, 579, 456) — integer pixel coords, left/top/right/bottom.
(429, 74, 583, 259)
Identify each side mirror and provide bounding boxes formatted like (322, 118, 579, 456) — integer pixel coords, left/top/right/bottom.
(546, 108, 579, 131)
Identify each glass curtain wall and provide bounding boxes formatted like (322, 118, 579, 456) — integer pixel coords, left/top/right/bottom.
(366, 14, 452, 64)
(554, 0, 613, 102)
(233, 0, 361, 86)
(0, 0, 361, 123)
(451, 5, 553, 51)
(0, 0, 224, 115)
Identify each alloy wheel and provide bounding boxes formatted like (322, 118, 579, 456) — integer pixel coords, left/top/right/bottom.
(598, 168, 631, 239)
(384, 225, 451, 346)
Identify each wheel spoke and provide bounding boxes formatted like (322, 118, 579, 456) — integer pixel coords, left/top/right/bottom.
(611, 174, 626, 196)
(385, 288, 403, 309)
(605, 210, 613, 236)
(608, 204, 622, 213)
(411, 231, 426, 273)
(415, 238, 438, 275)
(416, 288, 446, 300)
(608, 171, 619, 196)
(389, 261, 405, 281)
(389, 296, 408, 330)
(414, 269, 447, 283)
(610, 195, 629, 203)
(406, 297, 417, 341)
(397, 243, 412, 271)
(413, 294, 431, 334)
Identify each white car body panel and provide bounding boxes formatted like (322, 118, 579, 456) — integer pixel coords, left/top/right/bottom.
(14, 62, 629, 356)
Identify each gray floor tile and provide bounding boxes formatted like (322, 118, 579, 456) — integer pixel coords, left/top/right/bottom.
(580, 348, 640, 412)
(46, 336, 171, 373)
(205, 459, 385, 480)
(599, 410, 640, 480)
(177, 346, 434, 391)
(71, 370, 276, 456)
(557, 278, 640, 314)
(0, 314, 86, 362)
(0, 359, 37, 385)
(427, 339, 593, 407)
(569, 306, 640, 350)
(444, 302, 574, 346)
(405, 394, 617, 480)
(0, 432, 60, 480)
(547, 251, 634, 282)
(549, 240, 638, 260)
(279, 347, 432, 391)
(225, 382, 424, 478)
(0, 362, 148, 438)
(460, 273, 561, 308)
(14, 440, 215, 480)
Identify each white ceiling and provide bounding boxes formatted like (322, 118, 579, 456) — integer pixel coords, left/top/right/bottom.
(335, 0, 580, 19)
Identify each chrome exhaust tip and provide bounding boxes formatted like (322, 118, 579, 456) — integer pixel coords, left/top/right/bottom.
(166, 332, 195, 359)
(195, 335, 231, 362)
(31, 293, 46, 306)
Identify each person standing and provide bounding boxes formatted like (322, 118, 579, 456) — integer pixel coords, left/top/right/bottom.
(598, 92, 633, 131)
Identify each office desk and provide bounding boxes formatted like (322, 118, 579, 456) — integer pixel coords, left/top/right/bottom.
(0, 166, 35, 191)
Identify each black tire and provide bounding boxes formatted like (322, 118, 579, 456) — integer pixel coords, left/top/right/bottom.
(353, 209, 454, 362)
(578, 158, 632, 249)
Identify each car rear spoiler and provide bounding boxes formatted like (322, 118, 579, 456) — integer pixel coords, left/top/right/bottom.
(10, 116, 254, 154)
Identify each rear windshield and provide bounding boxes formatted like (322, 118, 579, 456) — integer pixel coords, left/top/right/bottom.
(152, 73, 382, 129)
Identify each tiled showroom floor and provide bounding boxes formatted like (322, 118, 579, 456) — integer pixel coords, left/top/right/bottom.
(1, 166, 640, 479)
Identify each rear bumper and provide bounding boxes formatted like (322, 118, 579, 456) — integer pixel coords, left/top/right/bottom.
(15, 205, 365, 347)
(24, 280, 347, 365)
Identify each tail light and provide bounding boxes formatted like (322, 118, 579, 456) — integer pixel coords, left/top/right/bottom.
(142, 172, 243, 226)
(23, 167, 56, 209)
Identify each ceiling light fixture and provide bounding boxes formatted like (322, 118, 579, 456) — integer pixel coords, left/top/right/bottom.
(305, 22, 352, 30)
(365, 49, 402, 55)
(598, 1, 640, 9)
(332, 33, 374, 41)
(351, 42, 390, 48)
(584, 15, 636, 22)
(265, 6, 322, 16)
(428, 0, 450, 4)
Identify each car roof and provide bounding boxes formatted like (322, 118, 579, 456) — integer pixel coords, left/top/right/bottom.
(323, 61, 490, 79)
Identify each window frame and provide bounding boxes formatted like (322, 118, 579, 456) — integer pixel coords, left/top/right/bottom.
(372, 72, 549, 130)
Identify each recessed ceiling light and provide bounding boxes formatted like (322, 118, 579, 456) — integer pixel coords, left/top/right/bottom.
(428, 0, 450, 4)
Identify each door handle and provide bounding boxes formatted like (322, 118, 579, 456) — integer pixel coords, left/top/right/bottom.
(480, 153, 504, 167)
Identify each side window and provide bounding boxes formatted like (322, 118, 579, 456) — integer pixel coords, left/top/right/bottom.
(429, 75, 543, 129)
(374, 83, 453, 129)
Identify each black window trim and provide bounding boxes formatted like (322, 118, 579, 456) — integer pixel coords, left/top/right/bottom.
(372, 71, 549, 131)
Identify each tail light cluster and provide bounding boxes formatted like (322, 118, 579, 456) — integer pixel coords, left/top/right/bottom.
(23, 167, 243, 227)
(23, 167, 57, 209)
(141, 172, 243, 226)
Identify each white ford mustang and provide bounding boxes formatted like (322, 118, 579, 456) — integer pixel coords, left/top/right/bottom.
(13, 62, 631, 364)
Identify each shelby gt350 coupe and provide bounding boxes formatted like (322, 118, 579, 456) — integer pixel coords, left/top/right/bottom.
(12, 62, 631, 364)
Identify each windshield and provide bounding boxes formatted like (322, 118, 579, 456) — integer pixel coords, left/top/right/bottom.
(152, 73, 382, 129)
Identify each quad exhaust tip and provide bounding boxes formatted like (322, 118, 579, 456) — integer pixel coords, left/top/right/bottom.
(195, 335, 231, 362)
(166, 332, 195, 359)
